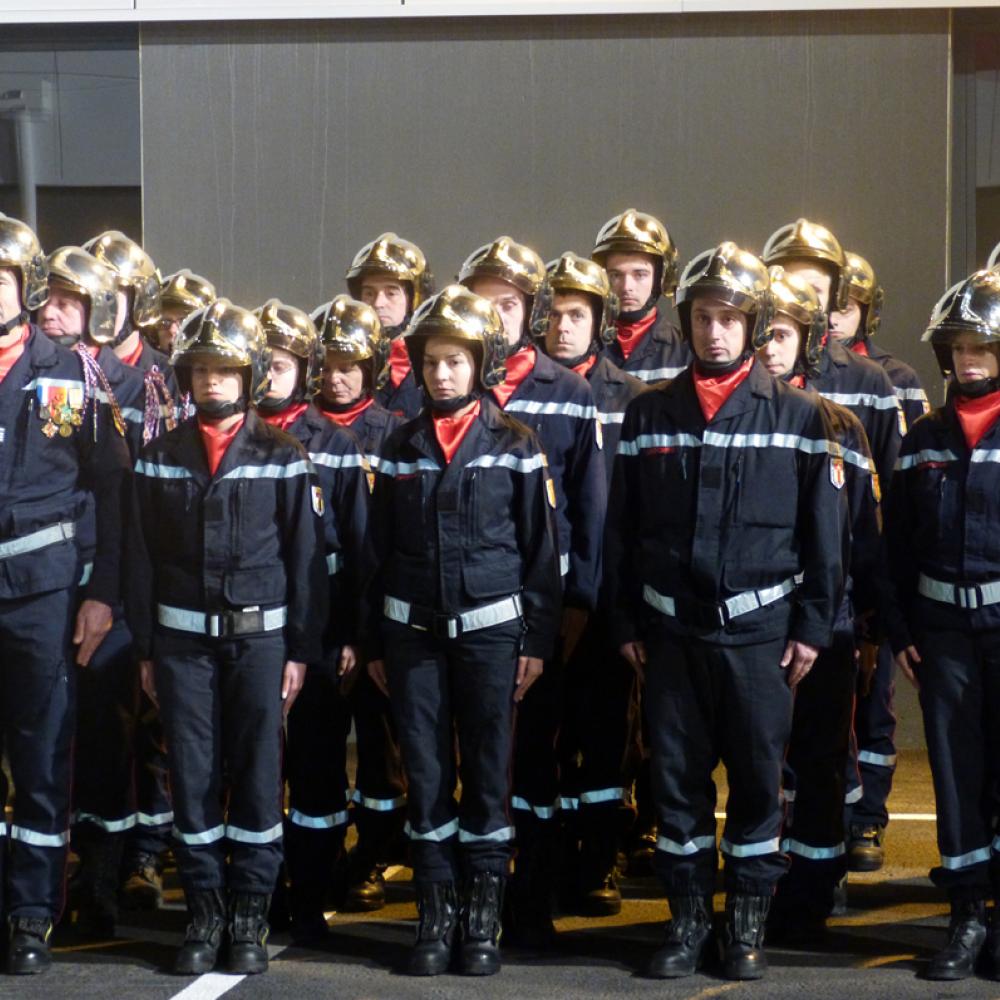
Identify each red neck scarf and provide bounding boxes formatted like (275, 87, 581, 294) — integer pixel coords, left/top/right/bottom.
(787, 373, 806, 389)
(0, 326, 28, 383)
(261, 400, 309, 432)
(693, 357, 754, 423)
(320, 395, 374, 428)
(119, 336, 145, 368)
(492, 346, 536, 409)
(955, 390, 1000, 450)
(615, 309, 658, 360)
(432, 400, 481, 464)
(850, 340, 869, 357)
(198, 415, 245, 475)
(572, 354, 598, 379)
(387, 338, 410, 389)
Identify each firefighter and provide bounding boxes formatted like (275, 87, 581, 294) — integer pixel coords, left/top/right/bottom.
(533, 252, 645, 915)
(255, 298, 368, 941)
(85, 233, 184, 907)
(459, 235, 606, 943)
(757, 266, 884, 941)
(346, 232, 433, 420)
(886, 269, 1000, 980)
(126, 299, 327, 976)
(605, 243, 844, 981)
(365, 284, 561, 976)
(0, 214, 130, 975)
(37, 245, 168, 938)
(590, 208, 691, 385)
(763, 220, 902, 877)
(152, 269, 217, 355)
(311, 294, 407, 911)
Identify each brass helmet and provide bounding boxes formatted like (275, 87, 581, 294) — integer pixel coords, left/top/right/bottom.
(254, 298, 323, 400)
(591, 208, 679, 298)
(345, 232, 433, 312)
(312, 294, 390, 391)
(458, 236, 546, 298)
(160, 269, 216, 318)
(676, 242, 774, 350)
(922, 269, 1000, 377)
(841, 252, 884, 340)
(46, 246, 120, 346)
(988, 241, 1000, 271)
(171, 298, 271, 406)
(404, 284, 507, 390)
(762, 218, 848, 312)
(0, 212, 48, 313)
(83, 230, 162, 330)
(768, 266, 827, 376)
(532, 252, 619, 346)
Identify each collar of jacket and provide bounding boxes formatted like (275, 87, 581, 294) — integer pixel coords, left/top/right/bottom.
(399, 393, 507, 462)
(23, 324, 62, 373)
(96, 344, 137, 388)
(165, 407, 269, 485)
(674, 357, 774, 420)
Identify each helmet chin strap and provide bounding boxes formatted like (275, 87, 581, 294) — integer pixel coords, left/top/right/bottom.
(196, 397, 247, 420)
(111, 319, 135, 349)
(954, 376, 1000, 399)
(0, 310, 28, 337)
(429, 388, 482, 414)
(694, 348, 752, 376)
(617, 293, 658, 325)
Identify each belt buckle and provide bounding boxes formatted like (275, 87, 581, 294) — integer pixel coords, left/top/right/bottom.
(431, 613, 461, 639)
(207, 614, 223, 638)
(232, 608, 264, 635)
(715, 603, 729, 629)
(957, 585, 981, 610)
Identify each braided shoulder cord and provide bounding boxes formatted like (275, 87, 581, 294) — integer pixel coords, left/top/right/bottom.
(74, 344, 126, 440)
(143, 365, 178, 445)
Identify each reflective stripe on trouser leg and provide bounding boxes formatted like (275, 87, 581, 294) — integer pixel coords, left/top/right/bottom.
(852, 641, 896, 827)
(128, 704, 174, 857)
(915, 629, 1000, 892)
(155, 632, 285, 894)
(1, 585, 77, 919)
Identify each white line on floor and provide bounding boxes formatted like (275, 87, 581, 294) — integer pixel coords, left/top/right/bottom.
(713, 812, 936, 821)
(165, 944, 287, 1000)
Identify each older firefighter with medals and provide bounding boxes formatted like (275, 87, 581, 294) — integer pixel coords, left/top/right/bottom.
(605, 243, 844, 981)
(365, 284, 561, 976)
(887, 270, 1000, 980)
(126, 300, 327, 977)
(0, 214, 130, 975)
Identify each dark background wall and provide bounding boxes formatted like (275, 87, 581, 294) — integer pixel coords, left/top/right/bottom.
(140, 10, 950, 398)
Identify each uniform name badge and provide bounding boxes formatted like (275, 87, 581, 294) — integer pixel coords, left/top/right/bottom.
(829, 455, 846, 490)
(311, 485, 325, 516)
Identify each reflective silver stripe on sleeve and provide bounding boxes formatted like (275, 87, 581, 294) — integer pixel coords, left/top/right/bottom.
(135, 460, 193, 479)
(377, 458, 441, 477)
(895, 449, 959, 470)
(895, 386, 929, 402)
(643, 584, 677, 616)
(220, 460, 313, 480)
(971, 448, 1000, 464)
(226, 821, 284, 844)
(818, 390, 899, 411)
(505, 400, 597, 420)
(597, 410, 626, 425)
(78, 562, 93, 586)
(467, 452, 546, 473)
(618, 430, 831, 457)
(559, 553, 570, 577)
(657, 834, 716, 856)
(309, 452, 366, 470)
(630, 366, 688, 382)
(326, 552, 342, 575)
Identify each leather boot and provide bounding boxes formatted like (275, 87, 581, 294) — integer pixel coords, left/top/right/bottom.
(504, 832, 556, 948)
(227, 891, 271, 975)
(7, 917, 53, 975)
(459, 872, 504, 976)
(926, 895, 987, 981)
(722, 893, 770, 980)
(576, 823, 622, 917)
(646, 895, 714, 978)
(120, 850, 164, 911)
(406, 881, 458, 976)
(174, 889, 226, 975)
(344, 847, 387, 913)
(289, 881, 329, 946)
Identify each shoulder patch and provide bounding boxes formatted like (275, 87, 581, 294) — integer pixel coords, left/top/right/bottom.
(595, 420, 604, 450)
(897, 403, 907, 438)
(311, 485, 325, 516)
(871, 472, 881, 504)
(545, 474, 558, 510)
(830, 455, 846, 490)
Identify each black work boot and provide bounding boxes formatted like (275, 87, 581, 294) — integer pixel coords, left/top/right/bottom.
(646, 895, 714, 978)
(74, 832, 124, 938)
(289, 881, 329, 946)
(926, 895, 987, 981)
(846, 824, 885, 873)
(120, 850, 164, 911)
(576, 829, 622, 916)
(406, 881, 458, 976)
(344, 849, 387, 913)
(722, 893, 771, 981)
(459, 872, 504, 976)
(174, 889, 226, 975)
(227, 891, 271, 975)
(7, 917, 53, 975)
(504, 837, 556, 949)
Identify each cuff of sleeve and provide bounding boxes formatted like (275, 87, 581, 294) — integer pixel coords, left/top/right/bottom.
(787, 619, 832, 651)
(520, 634, 555, 661)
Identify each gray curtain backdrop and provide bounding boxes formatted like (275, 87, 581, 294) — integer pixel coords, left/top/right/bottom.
(140, 10, 949, 394)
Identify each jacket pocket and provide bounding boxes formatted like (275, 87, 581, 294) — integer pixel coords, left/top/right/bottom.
(223, 566, 286, 607)
(463, 555, 521, 600)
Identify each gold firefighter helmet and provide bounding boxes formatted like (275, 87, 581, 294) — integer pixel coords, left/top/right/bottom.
(404, 284, 507, 390)
(345, 232, 433, 310)
(922, 269, 1000, 377)
(676, 242, 774, 350)
(0, 212, 48, 312)
(841, 252, 884, 339)
(591, 208, 679, 297)
(531, 252, 619, 346)
(160, 269, 216, 318)
(171, 298, 271, 405)
(46, 246, 120, 346)
(312, 294, 390, 391)
(254, 298, 323, 398)
(988, 241, 1000, 271)
(82, 230, 161, 329)
(762, 218, 848, 312)
(768, 265, 827, 376)
(458, 236, 546, 298)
